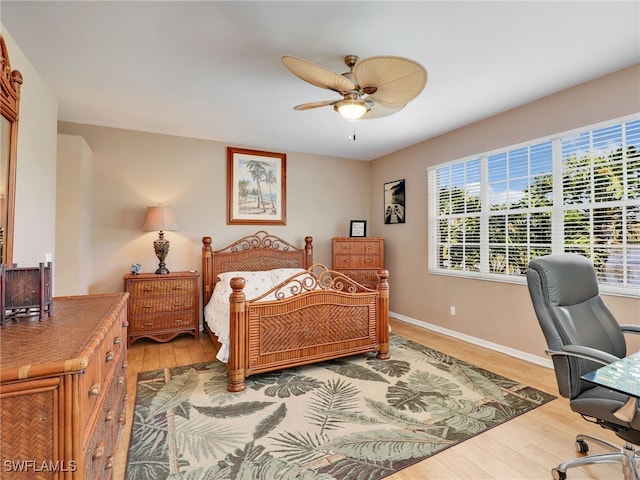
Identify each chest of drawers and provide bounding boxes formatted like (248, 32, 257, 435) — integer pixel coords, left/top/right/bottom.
(124, 271, 200, 345)
(332, 237, 385, 289)
(0, 293, 129, 480)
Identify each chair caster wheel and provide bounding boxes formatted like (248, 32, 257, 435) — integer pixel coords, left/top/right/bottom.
(552, 468, 567, 480)
(575, 439, 589, 453)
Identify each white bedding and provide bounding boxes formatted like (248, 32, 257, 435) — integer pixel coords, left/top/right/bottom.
(204, 268, 309, 362)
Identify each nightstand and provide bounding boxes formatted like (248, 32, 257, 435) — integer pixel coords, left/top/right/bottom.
(124, 271, 200, 345)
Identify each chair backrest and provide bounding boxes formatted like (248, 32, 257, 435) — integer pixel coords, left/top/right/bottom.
(526, 254, 626, 399)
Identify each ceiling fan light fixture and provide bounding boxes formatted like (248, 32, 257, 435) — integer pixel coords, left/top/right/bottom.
(335, 98, 369, 120)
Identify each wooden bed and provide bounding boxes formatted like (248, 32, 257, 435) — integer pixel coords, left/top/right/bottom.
(201, 231, 390, 392)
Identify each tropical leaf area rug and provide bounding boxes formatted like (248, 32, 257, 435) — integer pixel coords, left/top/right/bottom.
(125, 335, 555, 480)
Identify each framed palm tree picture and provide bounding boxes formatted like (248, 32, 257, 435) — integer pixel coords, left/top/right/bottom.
(227, 147, 286, 225)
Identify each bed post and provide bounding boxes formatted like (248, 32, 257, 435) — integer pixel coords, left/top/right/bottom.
(376, 269, 390, 360)
(228, 277, 247, 392)
(304, 236, 313, 269)
(202, 237, 214, 306)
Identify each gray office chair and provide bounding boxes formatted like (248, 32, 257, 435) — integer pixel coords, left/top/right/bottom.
(527, 253, 640, 480)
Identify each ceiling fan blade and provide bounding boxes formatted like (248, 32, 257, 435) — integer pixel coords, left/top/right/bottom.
(282, 55, 354, 93)
(293, 99, 337, 111)
(361, 100, 405, 120)
(354, 56, 427, 107)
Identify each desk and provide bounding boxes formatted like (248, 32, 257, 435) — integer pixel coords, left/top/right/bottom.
(582, 351, 640, 423)
(582, 351, 640, 398)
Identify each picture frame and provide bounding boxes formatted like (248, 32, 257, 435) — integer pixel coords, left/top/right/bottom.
(384, 179, 406, 224)
(227, 147, 286, 225)
(350, 220, 367, 237)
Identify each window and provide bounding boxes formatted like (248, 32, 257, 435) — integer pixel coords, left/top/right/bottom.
(428, 116, 640, 295)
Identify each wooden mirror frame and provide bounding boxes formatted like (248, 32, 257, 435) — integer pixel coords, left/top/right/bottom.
(0, 35, 23, 266)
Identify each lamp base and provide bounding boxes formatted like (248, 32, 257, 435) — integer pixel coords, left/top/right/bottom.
(153, 232, 171, 275)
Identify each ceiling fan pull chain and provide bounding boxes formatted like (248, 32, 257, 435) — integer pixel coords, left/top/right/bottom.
(349, 123, 357, 142)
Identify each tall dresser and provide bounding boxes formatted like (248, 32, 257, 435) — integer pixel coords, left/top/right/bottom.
(124, 271, 200, 345)
(0, 293, 129, 480)
(332, 237, 385, 289)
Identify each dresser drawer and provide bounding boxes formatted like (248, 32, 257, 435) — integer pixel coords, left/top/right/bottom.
(334, 254, 382, 269)
(333, 255, 382, 269)
(129, 311, 198, 334)
(334, 269, 380, 288)
(333, 240, 382, 255)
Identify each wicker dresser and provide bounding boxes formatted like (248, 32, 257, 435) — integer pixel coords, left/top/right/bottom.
(0, 293, 129, 480)
(332, 237, 385, 289)
(124, 271, 200, 345)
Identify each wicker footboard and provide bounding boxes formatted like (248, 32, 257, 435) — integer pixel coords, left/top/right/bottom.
(226, 269, 389, 392)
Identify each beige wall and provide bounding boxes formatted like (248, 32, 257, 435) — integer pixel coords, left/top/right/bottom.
(56, 134, 93, 295)
(1, 27, 58, 267)
(56, 123, 371, 295)
(370, 65, 640, 361)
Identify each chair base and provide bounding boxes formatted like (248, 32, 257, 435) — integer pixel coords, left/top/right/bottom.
(552, 434, 639, 480)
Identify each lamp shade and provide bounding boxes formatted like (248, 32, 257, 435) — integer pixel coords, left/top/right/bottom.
(142, 206, 178, 232)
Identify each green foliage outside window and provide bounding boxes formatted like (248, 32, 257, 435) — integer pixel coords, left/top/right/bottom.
(432, 118, 640, 290)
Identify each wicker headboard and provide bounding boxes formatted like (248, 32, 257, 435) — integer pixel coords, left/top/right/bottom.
(201, 231, 313, 305)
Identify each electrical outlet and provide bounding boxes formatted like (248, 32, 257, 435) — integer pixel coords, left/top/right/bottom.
(450, 306, 456, 316)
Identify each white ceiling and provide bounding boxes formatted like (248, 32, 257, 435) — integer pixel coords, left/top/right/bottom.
(1, 1, 639, 161)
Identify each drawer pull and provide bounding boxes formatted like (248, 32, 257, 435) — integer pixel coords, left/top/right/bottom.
(104, 456, 114, 470)
(173, 302, 185, 307)
(142, 305, 153, 309)
(122, 320, 129, 328)
(88, 384, 101, 397)
(143, 323, 154, 327)
(113, 336, 121, 345)
(123, 361, 129, 370)
(119, 412, 126, 424)
(172, 286, 184, 291)
(142, 287, 153, 292)
(117, 375, 124, 386)
(174, 320, 184, 325)
(105, 350, 115, 363)
(105, 410, 114, 422)
(93, 442, 105, 460)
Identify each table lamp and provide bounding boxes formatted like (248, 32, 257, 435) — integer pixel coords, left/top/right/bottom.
(142, 205, 178, 274)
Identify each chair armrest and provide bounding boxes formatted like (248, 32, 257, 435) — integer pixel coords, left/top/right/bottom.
(621, 324, 640, 335)
(546, 345, 621, 366)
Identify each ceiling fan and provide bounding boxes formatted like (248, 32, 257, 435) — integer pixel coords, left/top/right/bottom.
(281, 54, 427, 120)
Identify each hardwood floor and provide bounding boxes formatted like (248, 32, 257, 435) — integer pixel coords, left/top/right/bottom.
(113, 319, 626, 479)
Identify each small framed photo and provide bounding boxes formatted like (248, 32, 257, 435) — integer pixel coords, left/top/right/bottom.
(350, 220, 367, 237)
(384, 179, 405, 224)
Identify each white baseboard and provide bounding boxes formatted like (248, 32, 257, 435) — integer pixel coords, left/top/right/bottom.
(389, 311, 553, 369)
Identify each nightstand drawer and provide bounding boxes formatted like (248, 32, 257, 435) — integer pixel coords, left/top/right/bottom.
(129, 294, 196, 315)
(127, 278, 194, 297)
(129, 311, 198, 333)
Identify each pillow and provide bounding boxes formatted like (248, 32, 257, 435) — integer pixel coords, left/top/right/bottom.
(269, 268, 308, 286)
(216, 270, 273, 298)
